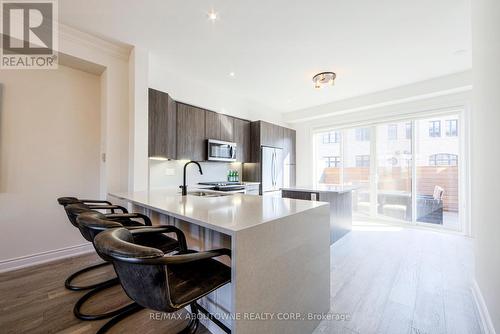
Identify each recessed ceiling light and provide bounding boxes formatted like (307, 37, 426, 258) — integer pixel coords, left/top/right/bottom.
(208, 10, 218, 22)
(229, 72, 235, 77)
(313, 72, 336, 89)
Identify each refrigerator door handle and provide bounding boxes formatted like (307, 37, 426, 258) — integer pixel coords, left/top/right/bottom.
(271, 151, 275, 186)
(273, 151, 277, 187)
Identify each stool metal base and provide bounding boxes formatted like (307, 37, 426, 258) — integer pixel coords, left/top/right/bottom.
(65, 262, 113, 291)
(73, 277, 135, 321)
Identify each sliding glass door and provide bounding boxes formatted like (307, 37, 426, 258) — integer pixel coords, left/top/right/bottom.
(376, 122, 413, 223)
(314, 112, 462, 231)
(415, 116, 460, 229)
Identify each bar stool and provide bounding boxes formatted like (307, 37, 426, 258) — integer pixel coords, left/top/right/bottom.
(94, 226, 232, 334)
(59, 198, 149, 291)
(71, 210, 184, 322)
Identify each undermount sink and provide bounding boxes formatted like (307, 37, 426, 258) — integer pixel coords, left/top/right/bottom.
(188, 191, 230, 197)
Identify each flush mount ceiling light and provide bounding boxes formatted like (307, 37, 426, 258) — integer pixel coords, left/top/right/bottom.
(207, 9, 218, 21)
(312, 72, 336, 89)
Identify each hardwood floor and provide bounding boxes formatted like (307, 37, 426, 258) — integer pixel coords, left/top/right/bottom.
(0, 223, 482, 334)
(314, 221, 483, 334)
(0, 253, 210, 334)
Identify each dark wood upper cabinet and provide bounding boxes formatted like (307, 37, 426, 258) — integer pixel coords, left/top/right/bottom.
(233, 118, 250, 162)
(260, 121, 283, 148)
(148, 89, 292, 165)
(205, 110, 220, 140)
(283, 127, 296, 165)
(176, 103, 206, 161)
(205, 111, 234, 142)
(219, 114, 234, 142)
(148, 88, 177, 159)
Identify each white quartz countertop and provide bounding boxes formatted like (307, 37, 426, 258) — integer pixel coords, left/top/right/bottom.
(281, 184, 357, 194)
(109, 189, 327, 235)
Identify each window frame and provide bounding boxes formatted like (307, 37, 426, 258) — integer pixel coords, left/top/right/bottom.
(445, 119, 458, 137)
(324, 156, 341, 168)
(429, 120, 441, 137)
(387, 124, 398, 140)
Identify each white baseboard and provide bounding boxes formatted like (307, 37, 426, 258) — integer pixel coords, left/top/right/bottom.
(472, 280, 497, 334)
(0, 243, 94, 273)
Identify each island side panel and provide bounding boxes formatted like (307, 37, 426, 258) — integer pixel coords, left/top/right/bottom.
(318, 191, 353, 243)
(232, 205, 330, 334)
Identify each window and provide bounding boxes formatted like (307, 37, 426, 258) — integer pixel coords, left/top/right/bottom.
(446, 119, 458, 137)
(405, 122, 412, 139)
(429, 121, 441, 137)
(324, 156, 341, 168)
(355, 155, 370, 167)
(429, 153, 458, 166)
(322, 131, 340, 144)
(388, 124, 398, 140)
(355, 128, 370, 141)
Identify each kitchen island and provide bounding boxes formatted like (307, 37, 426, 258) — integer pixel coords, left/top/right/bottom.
(282, 185, 356, 244)
(109, 189, 330, 334)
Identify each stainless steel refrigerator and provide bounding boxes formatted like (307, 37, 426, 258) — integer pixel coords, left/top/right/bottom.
(261, 146, 283, 193)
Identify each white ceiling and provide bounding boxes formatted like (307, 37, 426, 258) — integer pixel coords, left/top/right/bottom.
(59, 0, 471, 113)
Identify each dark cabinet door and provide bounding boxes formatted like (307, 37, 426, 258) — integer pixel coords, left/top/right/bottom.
(283, 127, 296, 165)
(260, 121, 274, 147)
(234, 118, 250, 162)
(177, 103, 206, 161)
(205, 111, 234, 142)
(148, 88, 176, 159)
(219, 114, 234, 142)
(205, 110, 220, 140)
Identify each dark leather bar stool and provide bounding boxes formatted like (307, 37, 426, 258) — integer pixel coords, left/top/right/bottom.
(72, 211, 184, 322)
(58, 196, 129, 214)
(94, 227, 232, 334)
(57, 196, 147, 291)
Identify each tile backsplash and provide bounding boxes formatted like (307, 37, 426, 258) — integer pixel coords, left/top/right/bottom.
(149, 160, 243, 189)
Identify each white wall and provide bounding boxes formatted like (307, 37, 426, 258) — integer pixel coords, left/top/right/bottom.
(0, 65, 101, 262)
(471, 0, 500, 331)
(0, 25, 132, 271)
(128, 47, 149, 192)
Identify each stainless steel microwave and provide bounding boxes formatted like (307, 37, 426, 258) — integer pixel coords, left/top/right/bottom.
(207, 139, 237, 162)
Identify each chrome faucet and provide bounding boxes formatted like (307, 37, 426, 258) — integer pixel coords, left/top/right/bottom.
(180, 161, 203, 196)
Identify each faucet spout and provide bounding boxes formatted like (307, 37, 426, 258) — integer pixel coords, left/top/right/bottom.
(180, 161, 203, 196)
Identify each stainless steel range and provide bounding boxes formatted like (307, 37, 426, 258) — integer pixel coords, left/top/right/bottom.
(198, 182, 245, 192)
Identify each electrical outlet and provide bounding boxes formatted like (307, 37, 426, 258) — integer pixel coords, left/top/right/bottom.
(164, 168, 175, 176)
